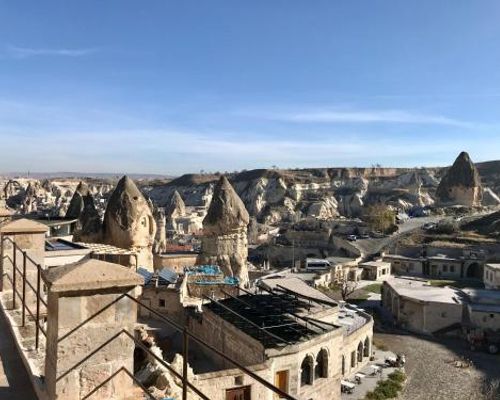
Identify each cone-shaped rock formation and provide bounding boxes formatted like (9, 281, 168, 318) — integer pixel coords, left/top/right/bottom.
(102, 176, 156, 269)
(66, 182, 91, 219)
(436, 152, 482, 206)
(197, 176, 249, 284)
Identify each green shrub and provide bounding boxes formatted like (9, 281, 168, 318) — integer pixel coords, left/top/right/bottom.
(364, 370, 406, 400)
(388, 370, 406, 383)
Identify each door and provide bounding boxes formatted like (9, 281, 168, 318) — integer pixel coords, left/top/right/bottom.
(226, 385, 251, 400)
(274, 370, 289, 398)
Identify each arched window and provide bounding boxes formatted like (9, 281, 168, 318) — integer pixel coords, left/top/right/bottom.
(315, 349, 328, 379)
(364, 337, 371, 358)
(357, 341, 364, 363)
(300, 355, 314, 386)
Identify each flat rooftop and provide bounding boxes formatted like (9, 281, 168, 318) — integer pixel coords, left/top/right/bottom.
(384, 254, 423, 261)
(385, 277, 463, 305)
(204, 292, 337, 349)
(360, 261, 391, 268)
(486, 263, 500, 271)
(259, 277, 336, 305)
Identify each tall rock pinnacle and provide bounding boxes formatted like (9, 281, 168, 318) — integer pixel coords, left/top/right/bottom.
(197, 176, 250, 284)
(436, 152, 483, 207)
(102, 176, 156, 269)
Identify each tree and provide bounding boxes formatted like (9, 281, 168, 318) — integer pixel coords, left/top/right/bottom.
(325, 276, 358, 301)
(364, 204, 396, 233)
(339, 278, 358, 301)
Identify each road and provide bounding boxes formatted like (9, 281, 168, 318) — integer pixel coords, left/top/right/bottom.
(0, 308, 37, 399)
(352, 216, 442, 259)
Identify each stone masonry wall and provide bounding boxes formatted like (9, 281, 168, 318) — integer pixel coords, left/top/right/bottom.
(46, 289, 138, 399)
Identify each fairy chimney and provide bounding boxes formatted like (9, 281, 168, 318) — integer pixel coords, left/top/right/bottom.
(153, 207, 167, 254)
(65, 181, 91, 219)
(436, 152, 483, 207)
(165, 190, 186, 232)
(197, 176, 250, 284)
(102, 176, 156, 269)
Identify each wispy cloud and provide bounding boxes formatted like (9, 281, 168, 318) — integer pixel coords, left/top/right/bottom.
(252, 107, 476, 128)
(5, 45, 99, 59)
(2, 127, 497, 174)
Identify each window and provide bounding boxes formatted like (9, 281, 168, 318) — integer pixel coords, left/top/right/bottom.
(450, 265, 455, 273)
(234, 376, 244, 386)
(315, 349, 328, 379)
(301, 356, 314, 386)
(159, 299, 166, 308)
(443, 265, 448, 272)
(364, 337, 370, 357)
(357, 342, 364, 362)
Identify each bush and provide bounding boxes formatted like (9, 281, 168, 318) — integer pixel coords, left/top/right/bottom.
(388, 370, 406, 383)
(434, 218, 459, 234)
(364, 370, 406, 400)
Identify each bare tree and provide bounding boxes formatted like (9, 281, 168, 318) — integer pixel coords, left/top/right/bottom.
(340, 278, 358, 301)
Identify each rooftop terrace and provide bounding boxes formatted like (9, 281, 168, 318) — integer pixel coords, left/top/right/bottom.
(204, 290, 337, 349)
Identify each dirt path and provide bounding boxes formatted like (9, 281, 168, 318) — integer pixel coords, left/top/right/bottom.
(375, 332, 500, 400)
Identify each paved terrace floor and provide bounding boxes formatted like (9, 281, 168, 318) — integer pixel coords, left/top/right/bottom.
(0, 306, 37, 399)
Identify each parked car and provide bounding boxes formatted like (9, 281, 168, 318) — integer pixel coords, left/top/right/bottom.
(358, 233, 370, 239)
(347, 235, 357, 242)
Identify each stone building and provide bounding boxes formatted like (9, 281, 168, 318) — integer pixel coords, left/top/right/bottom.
(187, 279, 373, 400)
(383, 254, 425, 276)
(484, 263, 500, 290)
(384, 244, 487, 281)
(382, 277, 464, 335)
(382, 277, 500, 336)
(197, 176, 250, 285)
(102, 176, 156, 270)
(359, 261, 391, 281)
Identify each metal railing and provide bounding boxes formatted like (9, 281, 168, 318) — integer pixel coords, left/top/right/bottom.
(1, 236, 47, 350)
(56, 290, 297, 400)
(0, 236, 298, 400)
(0, 236, 296, 400)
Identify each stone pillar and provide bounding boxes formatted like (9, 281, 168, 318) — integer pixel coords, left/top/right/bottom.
(0, 218, 48, 298)
(43, 259, 143, 399)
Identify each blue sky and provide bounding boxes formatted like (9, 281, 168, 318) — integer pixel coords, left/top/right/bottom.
(1, 1, 500, 175)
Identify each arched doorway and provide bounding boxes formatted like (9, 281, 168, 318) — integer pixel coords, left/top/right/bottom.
(315, 349, 328, 379)
(466, 263, 483, 280)
(301, 355, 314, 386)
(364, 337, 370, 357)
(357, 342, 364, 363)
